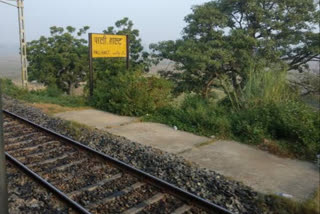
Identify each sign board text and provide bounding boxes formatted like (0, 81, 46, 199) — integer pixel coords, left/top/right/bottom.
(91, 34, 127, 58)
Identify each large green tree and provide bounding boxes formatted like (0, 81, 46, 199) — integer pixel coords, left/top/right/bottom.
(27, 26, 89, 94)
(151, 0, 319, 98)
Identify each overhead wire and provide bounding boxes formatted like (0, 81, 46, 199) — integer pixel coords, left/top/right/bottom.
(0, 0, 17, 8)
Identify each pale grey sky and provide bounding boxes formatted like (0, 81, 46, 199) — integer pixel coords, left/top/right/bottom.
(0, 0, 208, 49)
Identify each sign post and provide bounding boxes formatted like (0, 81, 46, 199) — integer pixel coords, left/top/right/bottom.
(126, 35, 129, 70)
(88, 33, 129, 97)
(88, 33, 94, 98)
(0, 82, 8, 214)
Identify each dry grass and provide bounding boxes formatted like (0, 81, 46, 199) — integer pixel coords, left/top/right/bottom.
(305, 187, 320, 214)
(258, 139, 296, 159)
(29, 103, 90, 115)
(264, 187, 320, 214)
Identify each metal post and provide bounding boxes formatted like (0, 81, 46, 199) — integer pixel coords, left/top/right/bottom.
(0, 82, 9, 214)
(88, 33, 93, 97)
(126, 35, 129, 70)
(17, 0, 28, 88)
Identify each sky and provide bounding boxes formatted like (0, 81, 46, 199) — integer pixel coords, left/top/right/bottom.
(0, 0, 208, 50)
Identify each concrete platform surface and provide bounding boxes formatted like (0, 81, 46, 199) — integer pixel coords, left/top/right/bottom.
(55, 109, 137, 129)
(107, 122, 210, 154)
(55, 109, 319, 200)
(181, 140, 319, 200)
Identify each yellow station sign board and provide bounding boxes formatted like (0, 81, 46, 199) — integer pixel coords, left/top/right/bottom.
(91, 34, 127, 58)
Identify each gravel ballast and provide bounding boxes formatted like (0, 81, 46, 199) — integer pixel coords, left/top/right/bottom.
(3, 96, 269, 214)
(7, 162, 71, 213)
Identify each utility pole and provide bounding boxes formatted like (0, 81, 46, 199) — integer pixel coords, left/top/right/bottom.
(17, 0, 28, 88)
(0, 0, 28, 88)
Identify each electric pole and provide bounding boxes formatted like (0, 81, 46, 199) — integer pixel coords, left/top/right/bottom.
(17, 0, 28, 88)
(0, 0, 28, 88)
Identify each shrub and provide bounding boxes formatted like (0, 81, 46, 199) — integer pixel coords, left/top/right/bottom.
(147, 93, 319, 160)
(28, 85, 64, 98)
(145, 95, 231, 137)
(231, 101, 320, 160)
(91, 71, 172, 116)
(0, 78, 29, 99)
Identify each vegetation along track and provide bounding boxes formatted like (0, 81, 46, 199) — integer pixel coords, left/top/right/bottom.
(2, 110, 233, 214)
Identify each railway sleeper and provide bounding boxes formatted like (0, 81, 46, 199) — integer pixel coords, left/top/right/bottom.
(3, 127, 35, 137)
(17, 147, 71, 163)
(86, 182, 146, 209)
(5, 138, 54, 151)
(5, 132, 40, 142)
(68, 173, 123, 198)
(122, 192, 165, 214)
(10, 142, 63, 158)
(27, 152, 75, 168)
(171, 204, 192, 214)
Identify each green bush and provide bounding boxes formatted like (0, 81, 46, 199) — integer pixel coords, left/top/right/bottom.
(147, 92, 319, 160)
(0, 78, 29, 99)
(32, 85, 63, 97)
(91, 71, 172, 116)
(145, 95, 231, 137)
(231, 101, 320, 159)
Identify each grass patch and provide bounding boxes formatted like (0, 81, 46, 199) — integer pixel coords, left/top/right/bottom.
(262, 188, 320, 214)
(257, 139, 296, 159)
(1, 78, 87, 108)
(64, 120, 94, 139)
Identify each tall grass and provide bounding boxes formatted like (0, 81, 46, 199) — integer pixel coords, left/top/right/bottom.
(242, 69, 296, 105)
(220, 69, 297, 110)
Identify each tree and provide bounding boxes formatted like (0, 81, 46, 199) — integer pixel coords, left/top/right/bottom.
(27, 26, 90, 94)
(151, 0, 319, 98)
(289, 71, 320, 96)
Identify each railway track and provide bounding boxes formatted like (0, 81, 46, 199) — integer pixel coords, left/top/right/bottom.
(3, 110, 233, 214)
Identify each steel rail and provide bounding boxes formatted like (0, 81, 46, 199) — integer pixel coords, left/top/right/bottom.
(3, 109, 233, 214)
(5, 152, 91, 214)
